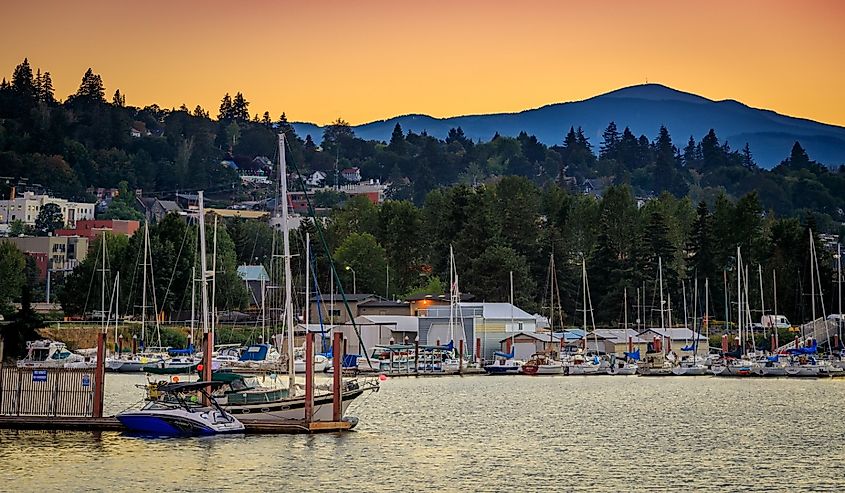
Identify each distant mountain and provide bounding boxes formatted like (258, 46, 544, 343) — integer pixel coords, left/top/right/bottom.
(292, 84, 845, 168)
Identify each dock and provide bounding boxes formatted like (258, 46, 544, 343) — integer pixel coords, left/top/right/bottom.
(0, 415, 354, 434)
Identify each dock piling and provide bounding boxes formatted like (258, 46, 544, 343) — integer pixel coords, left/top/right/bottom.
(332, 332, 342, 422)
(93, 331, 105, 418)
(458, 340, 464, 374)
(475, 337, 481, 366)
(304, 332, 314, 423)
(414, 337, 419, 375)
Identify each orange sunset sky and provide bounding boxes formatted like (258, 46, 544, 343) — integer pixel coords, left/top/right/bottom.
(1, 0, 843, 126)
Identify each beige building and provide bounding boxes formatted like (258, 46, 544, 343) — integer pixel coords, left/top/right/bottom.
(0, 191, 95, 227)
(0, 235, 89, 273)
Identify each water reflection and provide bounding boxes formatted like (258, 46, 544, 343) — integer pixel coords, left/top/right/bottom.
(1, 375, 844, 491)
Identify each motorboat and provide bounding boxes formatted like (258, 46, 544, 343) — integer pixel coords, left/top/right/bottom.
(116, 381, 244, 436)
(710, 358, 754, 377)
(606, 354, 639, 375)
(520, 353, 564, 375)
(294, 352, 330, 373)
(670, 357, 708, 376)
(563, 353, 604, 375)
(17, 340, 87, 369)
(212, 372, 378, 423)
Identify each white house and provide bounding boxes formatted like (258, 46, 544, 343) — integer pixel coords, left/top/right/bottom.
(306, 171, 327, 187)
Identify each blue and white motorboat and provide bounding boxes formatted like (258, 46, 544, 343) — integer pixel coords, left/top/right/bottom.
(117, 381, 245, 436)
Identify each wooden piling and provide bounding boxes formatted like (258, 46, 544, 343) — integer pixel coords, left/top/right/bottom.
(628, 336, 633, 353)
(458, 340, 464, 374)
(721, 335, 728, 352)
(304, 332, 314, 423)
(475, 337, 481, 366)
(414, 337, 419, 374)
(93, 331, 106, 418)
(332, 332, 342, 422)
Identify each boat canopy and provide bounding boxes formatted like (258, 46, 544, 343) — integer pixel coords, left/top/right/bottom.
(624, 349, 640, 361)
(239, 344, 270, 361)
(493, 349, 515, 359)
(787, 339, 818, 355)
(169, 345, 195, 355)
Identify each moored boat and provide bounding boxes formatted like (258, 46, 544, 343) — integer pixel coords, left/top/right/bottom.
(117, 381, 244, 436)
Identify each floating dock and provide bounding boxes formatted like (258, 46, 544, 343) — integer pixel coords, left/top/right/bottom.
(0, 415, 354, 434)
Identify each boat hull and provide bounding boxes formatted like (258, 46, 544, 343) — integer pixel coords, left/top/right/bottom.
(671, 366, 708, 376)
(116, 412, 244, 436)
(226, 388, 364, 423)
(607, 365, 638, 375)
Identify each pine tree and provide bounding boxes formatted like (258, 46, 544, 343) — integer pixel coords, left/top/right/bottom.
(617, 127, 639, 169)
(741, 143, 755, 169)
(34, 69, 42, 101)
(11, 58, 36, 100)
(700, 129, 721, 168)
(218, 93, 233, 121)
(599, 121, 620, 160)
(686, 201, 716, 279)
(682, 136, 697, 168)
(193, 105, 209, 118)
(71, 68, 105, 105)
(40, 72, 54, 104)
(261, 111, 272, 127)
(786, 141, 811, 169)
(231, 92, 250, 121)
(388, 123, 406, 154)
(112, 89, 125, 107)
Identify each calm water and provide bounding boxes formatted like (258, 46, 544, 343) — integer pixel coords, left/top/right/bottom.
(1, 374, 844, 492)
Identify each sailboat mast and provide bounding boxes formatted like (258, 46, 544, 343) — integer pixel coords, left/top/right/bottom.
(758, 264, 766, 342)
(190, 266, 196, 348)
(810, 230, 816, 338)
(305, 231, 310, 343)
(449, 245, 455, 344)
(510, 270, 515, 349)
(736, 247, 742, 354)
(279, 133, 296, 393)
(582, 259, 587, 349)
(211, 216, 218, 336)
(658, 257, 665, 355)
(198, 192, 211, 385)
(839, 243, 842, 342)
(101, 233, 106, 334)
(141, 222, 148, 348)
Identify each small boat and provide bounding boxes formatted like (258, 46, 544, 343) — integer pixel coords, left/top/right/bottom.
(710, 358, 754, 377)
(294, 353, 329, 373)
(213, 372, 378, 423)
(606, 353, 639, 375)
(564, 353, 604, 375)
(117, 381, 244, 436)
(521, 353, 563, 375)
(483, 350, 523, 375)
(17, 340, 88, 369)
(223, 343, 282, 371)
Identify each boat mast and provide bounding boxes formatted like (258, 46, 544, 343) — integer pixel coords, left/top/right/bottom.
(509, 269, 515, 350)
(101, 233, 107, 335)
(758, 264, 766, 344)
(141, 222, 148, 349)
(190, 266, 196, 348)
(449, 244, 455, 344)
(658, 257, 665, 355)
(705, 278, 710, 349)
(809, 230, 816, 341)
(305, 231, 310, 344)
(582, 259, 587, 350)
(692, 277, 698, 364)
(211, 216, 218, 339)
(682, 280, 688, 347)
(279, 133, 296, 393)
(737, 247, 742, 355)
(198, 192, 211, 384)
(839, 243, 842, 343)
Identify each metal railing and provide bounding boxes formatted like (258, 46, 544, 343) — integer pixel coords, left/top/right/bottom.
(0, 367, 95, 417)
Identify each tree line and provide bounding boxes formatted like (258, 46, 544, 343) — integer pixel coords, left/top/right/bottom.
(0, 57, 843, 229)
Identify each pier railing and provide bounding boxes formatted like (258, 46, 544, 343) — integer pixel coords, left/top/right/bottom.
(0, 367, 95, 417)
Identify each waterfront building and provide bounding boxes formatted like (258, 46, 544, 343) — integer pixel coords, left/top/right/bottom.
(638, 327, 709, 358)
(0, 235, 88, 280)
(55, 219, 140, 239)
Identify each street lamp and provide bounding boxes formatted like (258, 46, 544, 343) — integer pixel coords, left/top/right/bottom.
(345, 265, 357, 293)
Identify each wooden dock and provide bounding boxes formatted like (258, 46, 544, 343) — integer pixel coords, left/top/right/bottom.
(0, 415, 354, 434)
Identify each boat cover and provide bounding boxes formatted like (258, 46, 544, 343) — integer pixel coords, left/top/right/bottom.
(787, 339, 818, 355)
(239, 344, 270, 361)
(494, 349, 515, 359)
(169, 345, 195, 355)
(624, 349, 640, 361)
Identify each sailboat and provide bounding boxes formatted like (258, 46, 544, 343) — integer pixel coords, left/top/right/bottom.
(711, 248, 754, 377)
(523, 254, 566, 376)
(606, 288, 638, 375)
(217, 133, 376, 422)
(671, 278, 708, 376)
(564, 259, 603, 376)
(484, 270, 524, 375)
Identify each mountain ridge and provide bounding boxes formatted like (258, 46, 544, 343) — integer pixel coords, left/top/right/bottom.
(292, 84, 845, 168)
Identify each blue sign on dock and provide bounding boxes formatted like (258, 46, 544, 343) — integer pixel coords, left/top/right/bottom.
(81, 375, 91, 387)
(32, 370, 48, 382)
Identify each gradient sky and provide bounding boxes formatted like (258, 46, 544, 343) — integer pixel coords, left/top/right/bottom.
(1, 0, 843, 126)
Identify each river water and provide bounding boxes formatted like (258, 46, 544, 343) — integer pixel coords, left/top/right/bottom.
(1, 374, 844, 492)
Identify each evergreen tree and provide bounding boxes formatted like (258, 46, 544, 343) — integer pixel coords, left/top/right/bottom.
(686, 201, 716, 280)
(218, 93, 233, 121)
(599, 121, 620, 160)
(617, 127, 639, 169)
(112, 89, 125, 107)
(192, 105, 209, 118)
(261, 111, 272, 127)
(388, 123, 406, 154)
(682, 136, 698, 168)
(700, 129, 722, 168)
(40, 71, 55, 104)
(71, 68, 106, 105)
(231, 92, 250, 122)
(11, 58, 36, 101)
(741, 143, 755, 169)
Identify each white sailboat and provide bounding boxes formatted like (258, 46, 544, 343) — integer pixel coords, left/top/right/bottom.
(565, 258, 603, 376)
